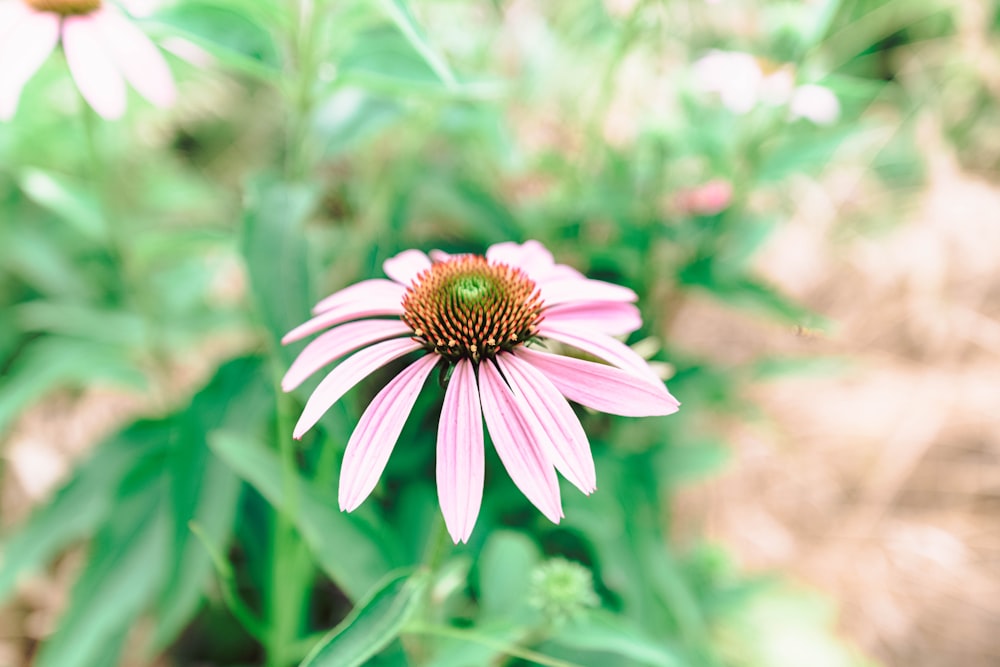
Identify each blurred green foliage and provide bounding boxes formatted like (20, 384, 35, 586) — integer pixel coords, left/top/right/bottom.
(0, 0, 991, 666)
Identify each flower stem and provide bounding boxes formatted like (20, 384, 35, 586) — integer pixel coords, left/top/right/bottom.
(264, 367, 312, 667)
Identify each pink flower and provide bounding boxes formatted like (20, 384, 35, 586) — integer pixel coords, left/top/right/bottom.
(675, 179, 733, 216)
(283, 241, 680, 543)
(0, 0, 175, 121)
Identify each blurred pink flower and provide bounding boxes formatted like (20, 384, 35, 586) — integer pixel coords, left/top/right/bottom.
(0, 0, 175, 121)
(675, 179, 733, 216)
(283, 241, 680, 542)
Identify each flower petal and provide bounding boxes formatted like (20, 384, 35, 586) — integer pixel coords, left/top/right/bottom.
(92, 7, 175, 108)
(540, 278, 637, 307)
(312, 279, 405, 315)
(487, 240, 553, 273)
(0, 8, 59, 121)
(516, 347, 679, 417)
(383, 249, 431, 287)
(478, 361, 562, 523)
(429, 249, 452, 263)
(339, 354, 437, 511)
(543, 301, 642, 336)
(282, 319, 413, 391)
(436, 359, 484, 543)
(292, 338, 422, 439)
(63, 14, 127, 119)
(486, 240, 583, 284)
(284, 287, 406, 344)
(496, 353, 596, 494)
(537, 321, 660, 383)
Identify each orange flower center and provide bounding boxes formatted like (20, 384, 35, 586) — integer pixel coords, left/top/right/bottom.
(23, 0, 100, 15)
(402, 256, 544, 363)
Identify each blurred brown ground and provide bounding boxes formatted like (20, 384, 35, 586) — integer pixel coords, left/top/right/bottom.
(672, 115, 1000, 667)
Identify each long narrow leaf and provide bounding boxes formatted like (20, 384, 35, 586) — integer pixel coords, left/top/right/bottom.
(300, 570, 428, 667)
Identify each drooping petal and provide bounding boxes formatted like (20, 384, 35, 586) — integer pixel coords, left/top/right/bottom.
(63, 14, 127, 119)
(543, 301, 642, 336)
(537, 321, 660, 383)
(282, 319, 413, 391)
(283, 288, 406, 344)
(478, 361, 562, 523)
(0, 8, 59, 121)
(436, 359, 484, 543)
(540, 278, 637, 307)
(312, 279, 406, 315)
(292, 338, 422, 439)
(516, 347, 679, 417)
(91, 7, 175, 108)
(338, 354, 437, 511)
(496, 353, 596, 494)
(383, 249, 431, 287)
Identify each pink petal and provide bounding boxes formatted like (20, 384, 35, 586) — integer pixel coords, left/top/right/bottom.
(429, 249, 452, 263)
(91, 7, 175, 108)
(478, 361, 562, 523)
(543, 301, 642, 336)
(63, 14, 127, 119)
(537, 322, 660, 383)
(338, 354, 437, 511)
(312, 279, 405, 315)
(281, 319, 413, 391)
(283, 286, 406, 344)
(496, 353, 596, 494)
(532, 264, 585, 284)
(292, 338, 422, 439)
(540, 278, 637, 307)
(486, 240, 583, 284)
(436, 359, 484, 543)
(487, 240, 553, 273)
(383, 249, 431, 287)
(0, 9, 59, 121)
(516, 347, 680, 417)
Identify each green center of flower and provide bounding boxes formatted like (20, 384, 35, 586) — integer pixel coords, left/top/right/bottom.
(401, 255, 544, 363)
(23, 0, 100, 15)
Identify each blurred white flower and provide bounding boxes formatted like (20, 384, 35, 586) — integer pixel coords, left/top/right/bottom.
(789, 83, 841, 125)
(692, 50, 841, 126)
(691, 50, 794, 114)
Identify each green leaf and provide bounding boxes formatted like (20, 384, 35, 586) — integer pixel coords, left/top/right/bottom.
(375, 0, 458, 90)
(18, 169, 107, 241)
(0, 424, 165, 602)
(300, 570, 429, 667)
(34, 481, 170, 667)
(550, 611, 687, 667)
(14, 301, 147, 345)
(153, 357, 272, 649)
(477, 531, 541, 620)
(152, 0, 281, 77)
(241, 176, 318, 363)
(210, 431, 397, 600)
(0, 337, 146, 436)
(655, 440, 731, 486)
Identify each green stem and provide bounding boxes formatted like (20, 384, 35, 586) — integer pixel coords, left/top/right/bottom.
(265, 369, 312, 667)
(263, 3, 326, 661)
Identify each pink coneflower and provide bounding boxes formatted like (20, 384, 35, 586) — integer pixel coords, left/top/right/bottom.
(282, 241, 680, 543)
(0, 0, 175, 121)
